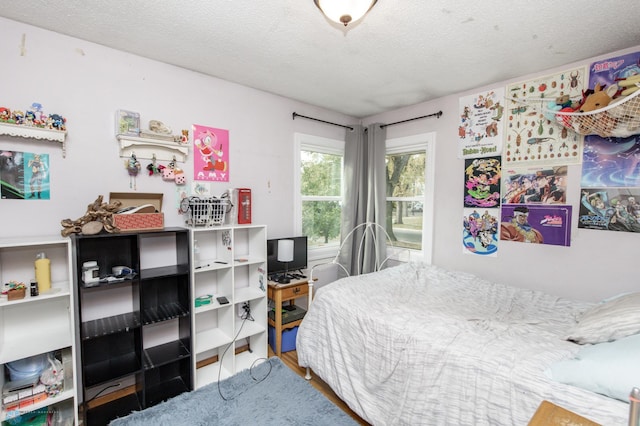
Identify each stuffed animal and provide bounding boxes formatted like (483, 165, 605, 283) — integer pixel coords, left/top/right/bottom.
(579, 83, 618, 113)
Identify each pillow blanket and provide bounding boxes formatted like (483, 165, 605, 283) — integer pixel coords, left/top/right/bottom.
(547, 333, 640, 402)
(566, 292, 640, 344)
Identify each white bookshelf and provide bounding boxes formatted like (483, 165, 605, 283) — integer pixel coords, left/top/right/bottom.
(190, 225, 267, 389)
(0, 236, 78, 425)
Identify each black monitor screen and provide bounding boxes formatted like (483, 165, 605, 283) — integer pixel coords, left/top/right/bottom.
(267, 236, 307, 276)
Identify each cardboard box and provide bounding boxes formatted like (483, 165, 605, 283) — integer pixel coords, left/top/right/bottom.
(109, 192, 164, 232)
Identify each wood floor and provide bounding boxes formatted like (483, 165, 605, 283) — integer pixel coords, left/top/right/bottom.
(268, 347, 370, 425)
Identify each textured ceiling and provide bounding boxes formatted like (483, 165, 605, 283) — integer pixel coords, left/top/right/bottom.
(1, 1, 640, 118)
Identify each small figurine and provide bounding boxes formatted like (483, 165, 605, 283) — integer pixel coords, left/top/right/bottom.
(48, 114, 66, 131)
(0, 107, 11, 122)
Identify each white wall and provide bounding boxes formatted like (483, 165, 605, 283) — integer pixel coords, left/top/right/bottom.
(3, 18, 638, 303)
(365, 45, 640, 302)
(0, 17, 351, 241)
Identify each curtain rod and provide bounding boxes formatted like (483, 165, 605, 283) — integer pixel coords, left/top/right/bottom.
(380, 111, 443, 128)
(292, 112, 354, 131)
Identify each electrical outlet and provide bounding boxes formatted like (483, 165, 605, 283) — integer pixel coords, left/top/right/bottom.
(238, 301, 251, 318)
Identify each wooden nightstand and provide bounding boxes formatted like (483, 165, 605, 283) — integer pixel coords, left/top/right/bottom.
(267, 278, 309, 357)
(528, 400, 601, 426)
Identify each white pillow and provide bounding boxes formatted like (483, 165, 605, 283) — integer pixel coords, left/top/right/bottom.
(566, 292, 640, 344)
(547, 333, 640, 402)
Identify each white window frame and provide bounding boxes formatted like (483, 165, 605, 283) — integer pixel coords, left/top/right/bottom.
(386, 132, 436, 264)
(294, 133, 345, 261)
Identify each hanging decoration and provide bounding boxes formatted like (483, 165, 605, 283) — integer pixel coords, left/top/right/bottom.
(146, 154, 165, 176)
(125, 153, 141, 189)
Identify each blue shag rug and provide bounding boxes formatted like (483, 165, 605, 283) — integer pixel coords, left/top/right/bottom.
(109, 357, 358, 426)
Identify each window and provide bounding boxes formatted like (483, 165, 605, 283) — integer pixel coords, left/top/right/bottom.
(294, 134, 345, 260)
(386, 133, 435, 263)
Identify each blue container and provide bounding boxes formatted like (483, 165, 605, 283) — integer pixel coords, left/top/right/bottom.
(268, 325, 298, 353)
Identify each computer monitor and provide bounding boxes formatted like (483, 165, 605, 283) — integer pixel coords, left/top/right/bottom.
(267, 236, 307, 279)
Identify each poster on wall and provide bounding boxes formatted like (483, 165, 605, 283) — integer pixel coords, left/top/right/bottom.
(578, 187, 640, 232)
(463, 207, 499, 256)
(502, 165, 568, 204)
(581, 51, 640, 188)
(1, 151, 50, 200)
(192, 124, 229, 182)
(458, 88, 505, 159)
(463, 156, 501, 208)
(504, 66, 586, 166)
(500, 204, 572, 246)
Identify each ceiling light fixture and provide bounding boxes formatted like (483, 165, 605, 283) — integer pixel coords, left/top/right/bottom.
(314, 0, 378, 27)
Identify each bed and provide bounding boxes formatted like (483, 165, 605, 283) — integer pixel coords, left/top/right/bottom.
(296, 262, 636, 425)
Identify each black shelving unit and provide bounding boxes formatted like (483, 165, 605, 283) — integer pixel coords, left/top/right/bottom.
(72, 228, 192, 426)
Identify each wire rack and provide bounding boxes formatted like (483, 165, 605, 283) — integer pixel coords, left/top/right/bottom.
(185, 197, 231, 227)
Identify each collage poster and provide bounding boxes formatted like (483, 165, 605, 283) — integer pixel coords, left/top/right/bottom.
(192, 124, 229, 182)
(0, 151, 50, 200)
(502, 165, 568, 205)
(458, 88, 505, 159)
(463, 156, 501, 208)
(579, 51, 640, 233)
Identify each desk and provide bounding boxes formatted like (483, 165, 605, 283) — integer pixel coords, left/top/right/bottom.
(267, 278, 309, 357)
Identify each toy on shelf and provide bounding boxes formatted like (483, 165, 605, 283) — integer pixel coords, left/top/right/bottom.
(0, 102, 66, 131)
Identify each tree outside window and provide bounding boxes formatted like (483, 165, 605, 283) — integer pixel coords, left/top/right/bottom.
(386, 150, 426, 250)
(301, 150, 343, 248)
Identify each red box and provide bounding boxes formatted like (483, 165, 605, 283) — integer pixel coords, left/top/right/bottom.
(109, 192, 164, 232)
(236, 188, 251, 224)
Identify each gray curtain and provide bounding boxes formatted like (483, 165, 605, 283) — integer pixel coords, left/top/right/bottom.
(339, 123, 387, 276)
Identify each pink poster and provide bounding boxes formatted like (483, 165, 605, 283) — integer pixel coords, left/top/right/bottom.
(193, 124, 229, 182)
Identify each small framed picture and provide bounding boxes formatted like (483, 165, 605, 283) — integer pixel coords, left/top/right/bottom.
(116, 110, 140, 136)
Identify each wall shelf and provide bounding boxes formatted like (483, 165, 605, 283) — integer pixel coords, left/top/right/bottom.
(117, 135, 189, 162)
(0, 122, 68, 157)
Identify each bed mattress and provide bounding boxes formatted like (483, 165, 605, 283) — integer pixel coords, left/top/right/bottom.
(296, 262, 628, 425)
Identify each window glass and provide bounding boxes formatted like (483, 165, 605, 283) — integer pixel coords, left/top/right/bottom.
(298, 141, 344, 252)
(386, 150, 426, 251)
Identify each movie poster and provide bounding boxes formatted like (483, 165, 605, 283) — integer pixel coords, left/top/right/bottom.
(463, 207, 499, 256)
(504, 66, 586, 166)
(458, 88, 505, 159)
(500, 204, 572, 246)
(578, 187, 640, 233)
(502, 165, 568, 204)
(0, 151, 50, 200)
(192, 124, 229, 182)
(463, 156, 501, 208)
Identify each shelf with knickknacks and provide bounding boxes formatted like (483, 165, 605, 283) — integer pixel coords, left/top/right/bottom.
(0, 102, 68, 157)
(116, 113, 190, 162)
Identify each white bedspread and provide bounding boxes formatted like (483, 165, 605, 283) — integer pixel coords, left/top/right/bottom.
(296, 262, 628, 425)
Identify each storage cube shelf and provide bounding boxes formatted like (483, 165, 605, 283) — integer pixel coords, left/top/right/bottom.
(72, 228, 192, 426)
(190, 225, 267, 389)
(0, 236, 78, 425)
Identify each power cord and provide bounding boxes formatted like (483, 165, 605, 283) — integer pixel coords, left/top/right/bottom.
(217, 302, 270, 401)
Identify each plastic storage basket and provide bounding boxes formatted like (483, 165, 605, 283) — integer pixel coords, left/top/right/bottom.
(184, 196, 230, 226)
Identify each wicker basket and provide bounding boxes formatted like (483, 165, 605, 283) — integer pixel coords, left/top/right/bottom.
(185, 197, 230, 227)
